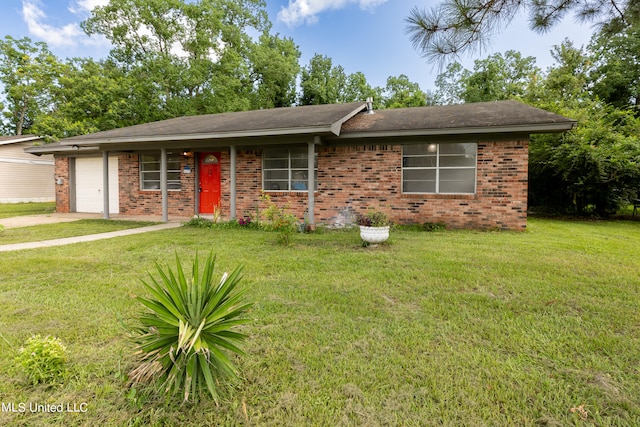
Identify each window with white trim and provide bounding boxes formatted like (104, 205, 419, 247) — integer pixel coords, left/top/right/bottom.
(402, 143, 477, 194)
(263, 147, 318, 191)
(140, 152, 182, 190)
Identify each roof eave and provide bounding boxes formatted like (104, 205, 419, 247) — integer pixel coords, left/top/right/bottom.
(0, 135, 42, 146)
(24, 144, 99, 155)
(59, 125, 338, 146)
(338, 122, 577, 139)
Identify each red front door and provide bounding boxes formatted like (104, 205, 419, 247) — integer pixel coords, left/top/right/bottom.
(199, 152, 221, 214)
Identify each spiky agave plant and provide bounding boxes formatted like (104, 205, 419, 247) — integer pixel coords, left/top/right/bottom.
(129, 252, 252, 403)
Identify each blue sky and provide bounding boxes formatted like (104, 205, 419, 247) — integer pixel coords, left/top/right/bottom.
(1, 0, 596, 92)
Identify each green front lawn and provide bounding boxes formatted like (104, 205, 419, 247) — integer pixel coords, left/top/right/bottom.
(0, 202, 55, 219)
(0, 219, 158, 245)
(0, 219, 638, 426)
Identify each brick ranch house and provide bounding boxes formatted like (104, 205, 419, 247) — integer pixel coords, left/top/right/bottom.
(26, 100, 575, 230)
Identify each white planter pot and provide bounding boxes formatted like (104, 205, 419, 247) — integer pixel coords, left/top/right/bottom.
(359, 225, 390, 244)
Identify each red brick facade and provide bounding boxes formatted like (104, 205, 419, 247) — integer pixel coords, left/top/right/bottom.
(232, 141, 529, 230)
(118, 153, 198, 217)
(54, 157, 71, 213)
(54, 140, 529, 230)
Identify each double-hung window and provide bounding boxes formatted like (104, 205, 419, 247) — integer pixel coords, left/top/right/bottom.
(402, 143, 477, 194)
(263, 147, 318, 191)
(140, 152, 182, 190)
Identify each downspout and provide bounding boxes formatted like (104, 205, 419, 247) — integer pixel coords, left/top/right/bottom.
(160, 148, 168, 222)
(102, 151, 109, 219)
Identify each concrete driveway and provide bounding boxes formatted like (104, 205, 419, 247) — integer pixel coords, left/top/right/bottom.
(0, 212, 105, 229)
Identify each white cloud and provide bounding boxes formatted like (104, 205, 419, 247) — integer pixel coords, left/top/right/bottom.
(277, 0, 387, 27)
(68, 0, 109, 15)
(21, 1, 112, 48)
(22, 1, 83, 47)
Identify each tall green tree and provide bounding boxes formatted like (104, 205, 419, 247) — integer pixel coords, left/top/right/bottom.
(249, 33, 300, 109)
(527, 40, 640, 214)
(82, 0, 270, 118)
(339, 71, 382, 106)
(434, 62, 466, 104)
(434, 51, 539, 104)
(31, 58, 135, 140)
(0, 36, 61, 135)
(462, 51, 540, 103)
(528, 40, 591, 106)
(382, 74, 430, 108)
(588, 23, 640, 112)
(299, 54, 346, 105)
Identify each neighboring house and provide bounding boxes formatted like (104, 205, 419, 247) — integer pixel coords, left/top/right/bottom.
(26, 101, 576, 229)
(0, 135, 54, 203)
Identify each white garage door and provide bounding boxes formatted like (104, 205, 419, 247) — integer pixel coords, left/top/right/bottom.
(75, 156, 119, 214)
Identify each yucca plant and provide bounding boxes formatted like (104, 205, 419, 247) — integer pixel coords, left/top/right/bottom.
(129, 252, 252, 403)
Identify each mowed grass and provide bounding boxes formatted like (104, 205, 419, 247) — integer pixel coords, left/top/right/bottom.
(0, 219, 158, 245)
(0, 202, 55, 219)
(0, 218, 638, 426)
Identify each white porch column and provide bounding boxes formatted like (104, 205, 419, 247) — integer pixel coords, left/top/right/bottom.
(102, 150, 109, 219)
(230, 145, 237, 220)
(160, 148, 168, 222)
(307, 137, 319, 228)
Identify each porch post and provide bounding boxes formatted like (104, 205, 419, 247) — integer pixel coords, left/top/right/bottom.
(102, 150, 109, 219)
(307, 137, 319, 229)
(230, 145, 237, 220)
(160, 148, 168, 222)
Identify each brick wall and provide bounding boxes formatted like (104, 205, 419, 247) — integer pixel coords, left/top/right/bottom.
(53, 140, 529, 229)
(232, 141, 529, 230)
(118, 153, 196, 217)
(54, 157, 70, 213)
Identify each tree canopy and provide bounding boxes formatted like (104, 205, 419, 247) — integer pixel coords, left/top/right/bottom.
(406, 0, 634, 64)
(0, 36, 60, 135)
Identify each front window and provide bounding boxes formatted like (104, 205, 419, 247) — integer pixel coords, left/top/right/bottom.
(263, 148, 318, 191)
(402, 143, 477, 194)
(140, 152, 182, 190)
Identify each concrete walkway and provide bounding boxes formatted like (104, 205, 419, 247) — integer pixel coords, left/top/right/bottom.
(0, 213, 186, 252)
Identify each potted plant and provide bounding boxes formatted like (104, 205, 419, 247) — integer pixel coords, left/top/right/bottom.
(355, 210, 391, 244)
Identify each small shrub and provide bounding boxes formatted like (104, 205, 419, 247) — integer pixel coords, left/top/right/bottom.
(184, 217, 214, 228)
(129, 252, 252, 403)
(422, 221, 446, 232)
(15, 335, 67, 385)
(259, 192, 299, 245)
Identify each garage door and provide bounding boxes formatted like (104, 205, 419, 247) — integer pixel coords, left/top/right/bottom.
(75, 156, 119, 213)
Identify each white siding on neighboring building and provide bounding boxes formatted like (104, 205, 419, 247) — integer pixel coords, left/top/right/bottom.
(0, 140, 55, 203)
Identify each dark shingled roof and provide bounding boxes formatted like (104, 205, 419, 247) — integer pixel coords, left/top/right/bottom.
(59, 102, 367, 145)
(26, 101, 575, 155)
(340, 100, 575, 136)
